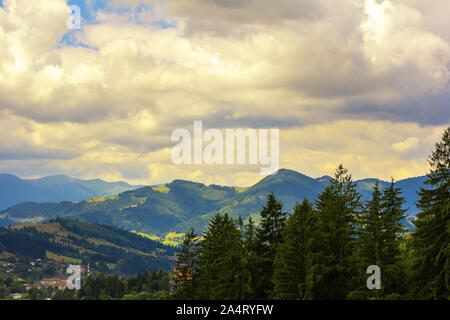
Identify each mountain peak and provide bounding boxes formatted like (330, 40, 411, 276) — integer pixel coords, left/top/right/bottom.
(33, 174, 75, 183)
(0, 173, 22, 182)
(276, 168, 299, 174)
(249, 168, 324, 196)
(170, 179, 205, 187)
(261, 168, 317, 181)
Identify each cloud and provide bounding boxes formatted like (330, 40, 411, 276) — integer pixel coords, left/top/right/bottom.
(0, 110, 80, 160)
(1, 0, 449, 124)
(391, 137, 420, 153)
(160, 0, 326, 36)
(0, 0, 449, 185)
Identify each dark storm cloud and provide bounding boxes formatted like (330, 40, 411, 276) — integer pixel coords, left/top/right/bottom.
(341, 89, 450, 126)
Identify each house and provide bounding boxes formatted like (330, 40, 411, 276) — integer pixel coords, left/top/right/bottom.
(10, 293, 22, 300)
(170, 265, 192, 293)
(172, 266, 193, 281)
(40, 278, 67, 290)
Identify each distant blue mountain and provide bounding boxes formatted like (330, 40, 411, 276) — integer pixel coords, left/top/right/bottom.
(0, 169, 427, 233)
(0, 174, 141, 210)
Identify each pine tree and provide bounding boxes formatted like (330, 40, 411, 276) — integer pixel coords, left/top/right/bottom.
(255, 192, 287, 298)
(234, 215, 253, 300)
(351, 181, 408, 299)
(311, 164, 362, 299)
(412, 127, 450, 299)
(196, 213, 245, 299)
(380, 179, 408, 264)
(273, 199, 316, 299)
(241, 216, 260, 299)
(358, 182, 383, 268)
(351, 182, 382, 300)
(172, 228, 199, 299)
(379, 179, 409, 298)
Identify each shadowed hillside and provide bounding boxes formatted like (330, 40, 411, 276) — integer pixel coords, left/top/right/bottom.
(0, 219, 176, 276)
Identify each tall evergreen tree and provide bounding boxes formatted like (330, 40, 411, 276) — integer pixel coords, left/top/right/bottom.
(351, 181, 408, 299)
(358, 182, 383, 266)
(255, 192, 287, 298)
(273, 199, 316, 299)
(379, 179, 409, 298)
(172, 228, 199, 299)
(310, 164, 362, 299)
(412, 127, 450, 299)
(233, 215, 254, 300)
(196, 213, 245, 299)
(380, 179, 408, 264)
(241, 216, 260, 299)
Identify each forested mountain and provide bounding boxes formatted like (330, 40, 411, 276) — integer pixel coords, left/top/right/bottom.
(0, 174, 140, 210)
(0, 219, 176, 276)
(0, 170, 425, 234)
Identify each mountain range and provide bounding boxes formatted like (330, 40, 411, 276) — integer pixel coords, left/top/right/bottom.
(0, 174, 141, 211)
(0, 169, 427, 235)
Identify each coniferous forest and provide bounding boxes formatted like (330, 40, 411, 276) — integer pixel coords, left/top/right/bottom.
(171, 128, 449, 300)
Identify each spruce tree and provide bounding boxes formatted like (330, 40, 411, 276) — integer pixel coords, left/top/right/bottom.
(412, 127, 450, 299)
(311, 164, 362, 299)
(234, 215, 254, 300)
(379, 179, 409, 298)
(358, 182, 383, 267)
(255, 192, 287, 298)
(351, 181, 408, 299)
(196, 213, 245, 299)
(241, 216, 260, 299)
(273, 199, 316, 299)
(172, 228, 199, 299)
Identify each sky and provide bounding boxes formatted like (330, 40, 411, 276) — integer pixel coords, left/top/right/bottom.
(0, 0, 449, 187)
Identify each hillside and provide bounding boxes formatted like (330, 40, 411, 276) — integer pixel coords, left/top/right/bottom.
(0, 174, 140, 210)
(0, 219, 177, 276)
(0, 169, 425, 234)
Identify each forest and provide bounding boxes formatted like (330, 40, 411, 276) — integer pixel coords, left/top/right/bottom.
(53, 271, 171, 300)
(171, 128, 449, 300)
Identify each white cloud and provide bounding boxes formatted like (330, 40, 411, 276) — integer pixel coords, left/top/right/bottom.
(391, 137, 420, 153)
(0, 0, 448, 185)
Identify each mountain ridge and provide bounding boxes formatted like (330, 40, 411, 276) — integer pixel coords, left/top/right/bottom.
(0, 173, 142, 210)
(0, 168, 426, 234)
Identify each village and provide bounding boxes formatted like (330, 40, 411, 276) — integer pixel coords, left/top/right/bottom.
(0, 254, 90, 300)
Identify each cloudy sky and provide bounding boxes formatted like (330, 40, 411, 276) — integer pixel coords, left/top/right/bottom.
(0, 0, 449, 186)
